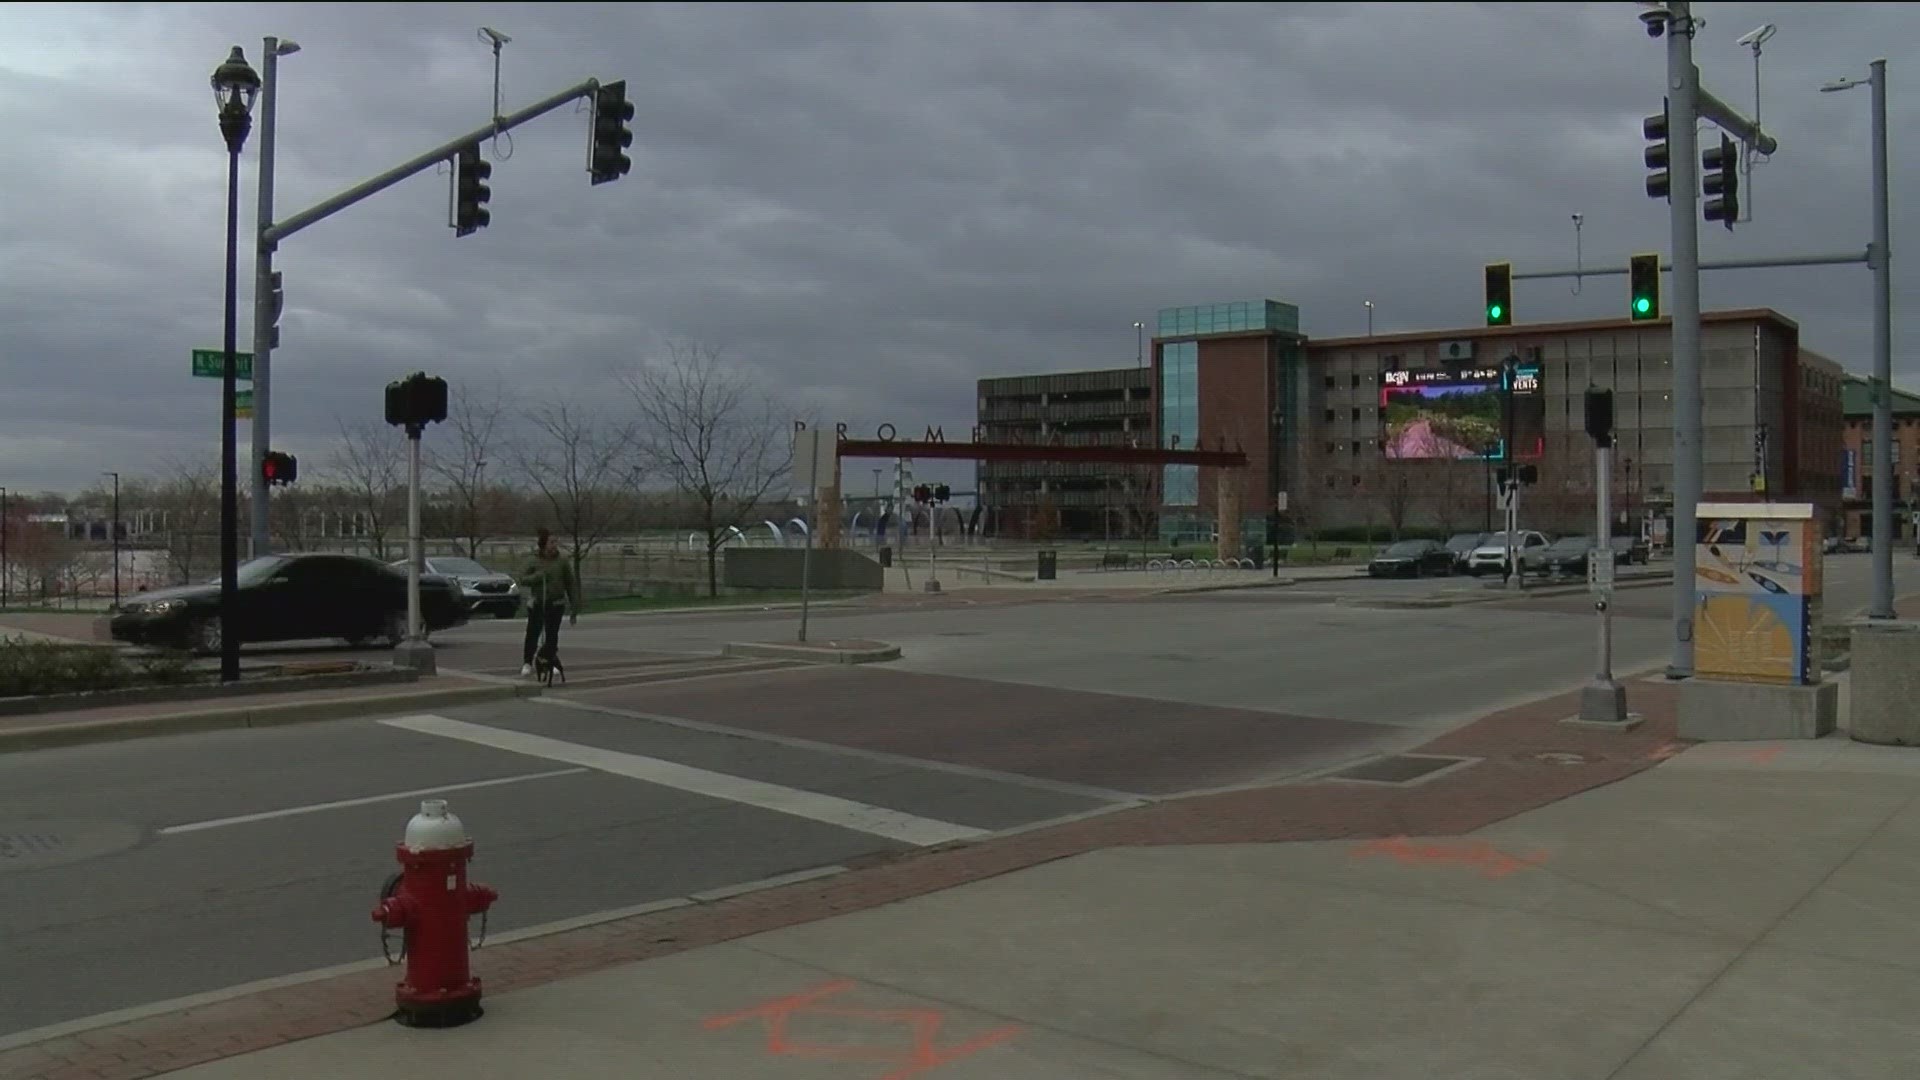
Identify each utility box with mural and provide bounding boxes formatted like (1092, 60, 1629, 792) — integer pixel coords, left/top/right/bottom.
(1692, 502, 1823, 686)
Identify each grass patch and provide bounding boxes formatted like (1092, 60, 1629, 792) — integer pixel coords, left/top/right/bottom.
(580, 589, 864, 615)
(0, 637, 203, 697)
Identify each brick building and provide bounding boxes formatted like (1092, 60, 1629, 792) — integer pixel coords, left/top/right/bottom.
(1839, 374, 1920, 539)
(979, 299, 1850, 542)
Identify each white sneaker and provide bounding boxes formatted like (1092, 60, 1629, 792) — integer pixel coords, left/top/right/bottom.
(520, 663, 533, 678)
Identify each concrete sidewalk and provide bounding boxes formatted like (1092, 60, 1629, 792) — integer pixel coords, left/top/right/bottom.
(132, 700, 1920, 1079)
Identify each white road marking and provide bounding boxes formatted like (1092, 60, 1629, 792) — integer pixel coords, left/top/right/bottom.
(156, 768, 589, 835)
(380, 714, 987, 847)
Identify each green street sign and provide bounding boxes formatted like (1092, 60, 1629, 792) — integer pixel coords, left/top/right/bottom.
(236, 389, 254, 419)
(192, 348, 254, 380)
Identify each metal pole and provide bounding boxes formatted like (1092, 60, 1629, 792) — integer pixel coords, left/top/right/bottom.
(1869, 58, 1895, 617)
(1510, 250, 1866, 281)
(407, 431, 423, 642)
(1666, 1, 1703, 679)
(1504, 362, 1521, 591)
(108, 472, 120, 608)
(249, 38, 281, 559)
(219, 141, 243, 683)
(1580, 439, 1629, 722)
(799, 445, 817, 643)
(1135, 321, 1144, 368)
(1, 486, 8, 609)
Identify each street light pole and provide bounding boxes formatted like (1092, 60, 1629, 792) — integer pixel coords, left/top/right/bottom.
(1134, 321, 1145, 368)
(1824, 60, 1895, 617)
(1664, 1, 1705, 678)
(104, 472, 120, 609)
(213, 46, 260, 685)
(1365, 300, 1374, 337)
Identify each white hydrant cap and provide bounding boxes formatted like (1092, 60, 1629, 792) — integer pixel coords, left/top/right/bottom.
(403, 798, 471, 851)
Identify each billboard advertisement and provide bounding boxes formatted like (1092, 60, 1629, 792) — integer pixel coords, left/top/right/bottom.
(1380, 364, 1542, 461)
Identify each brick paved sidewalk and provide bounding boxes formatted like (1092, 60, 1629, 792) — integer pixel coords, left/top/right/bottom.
(0, 677, 1680, 1080)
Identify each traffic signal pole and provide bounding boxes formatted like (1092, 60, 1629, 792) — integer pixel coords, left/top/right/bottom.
(1665, 1, 1704, 680)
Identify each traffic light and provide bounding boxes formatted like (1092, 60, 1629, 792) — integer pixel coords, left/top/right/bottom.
(1629, 252, 1662, 321)
(1584, 387, 1615, 447)
(261, 451, 297, 487)
(1484, 262, 1512, 327)
(912, 484, 931, 504)
(1643, 97, 1671, 201)
(454, 142, 491, 237)
(589, 80, 634, 185)
(385, 372, 450, 435)
(1702, 133, 1739, 229)
(264, 270, 284, 348)
(932, 484, 951, 504)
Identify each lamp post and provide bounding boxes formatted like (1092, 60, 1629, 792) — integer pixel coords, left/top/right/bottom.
(213, 46, 260, 684)
(1134, 321, 1145, 368)
(103, 472, 120, 608)
(250, 37, 300, 559)
(1822, 60, 1894, 617)
(1365, 300, 1375, 337)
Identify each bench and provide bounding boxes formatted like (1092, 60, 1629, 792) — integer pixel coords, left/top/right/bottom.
(1100, 552, 1131, 570)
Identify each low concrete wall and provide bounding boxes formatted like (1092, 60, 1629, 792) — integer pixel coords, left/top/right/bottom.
(723, 548, 883, 591)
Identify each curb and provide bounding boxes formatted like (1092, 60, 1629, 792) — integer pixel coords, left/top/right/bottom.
(0, 666, 418, 719)
(0, 681, 539, 755)
(556, 657, 803, 689)
(723, 640, 902, 665)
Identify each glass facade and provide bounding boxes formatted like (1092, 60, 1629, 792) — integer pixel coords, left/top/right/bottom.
(1157, 300, 1299, 338)
(1161, 341, 1199, 507)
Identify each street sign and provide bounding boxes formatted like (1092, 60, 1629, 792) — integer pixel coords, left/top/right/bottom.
(791, 428, 835, 494)
(236, 389, 254, 420)
(192, 349, 254, 380)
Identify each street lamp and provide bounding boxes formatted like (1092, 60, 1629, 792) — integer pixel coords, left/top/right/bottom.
(1365, 300, 1375, 337)
(103, 472, 120, 608)
(213, 45, 260, 684)
(1822, 59, 1894, 617)
(1133, 321, 1145, 368)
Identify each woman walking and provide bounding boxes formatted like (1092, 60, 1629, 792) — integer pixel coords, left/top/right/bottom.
(517, 527, 579, 678)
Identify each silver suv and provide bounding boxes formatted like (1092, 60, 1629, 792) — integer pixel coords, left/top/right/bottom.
(1466, 531, 1550, 576)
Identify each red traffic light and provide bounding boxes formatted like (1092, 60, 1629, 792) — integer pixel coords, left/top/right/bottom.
(262, 457, 279, 480)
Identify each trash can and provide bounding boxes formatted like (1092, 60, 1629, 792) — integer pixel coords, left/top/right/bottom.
(1037, 550, 1058, 581)
(878, 545, 893, 568)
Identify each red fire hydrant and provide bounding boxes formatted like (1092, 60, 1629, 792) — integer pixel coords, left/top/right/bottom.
(371, 798, 499, 1028)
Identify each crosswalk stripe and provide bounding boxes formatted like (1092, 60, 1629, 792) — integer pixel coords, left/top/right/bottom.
(379, 714, 987, 847)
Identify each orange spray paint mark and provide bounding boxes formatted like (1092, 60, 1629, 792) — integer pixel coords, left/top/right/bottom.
(1351, 836, 1550, 879)
(704, 979, 1023, 1080)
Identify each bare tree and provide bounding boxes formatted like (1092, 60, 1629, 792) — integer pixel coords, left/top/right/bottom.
(429, 383, 507, 558)
(1368, 455, 1416, 541)
(513, 402, 637, 588)
(152, 458, 220, 585)
(329, 420, 406, 559)
(620, 344, 790, 598)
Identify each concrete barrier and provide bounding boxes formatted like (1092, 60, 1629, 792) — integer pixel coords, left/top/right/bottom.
(1848, 620, 1920, 745)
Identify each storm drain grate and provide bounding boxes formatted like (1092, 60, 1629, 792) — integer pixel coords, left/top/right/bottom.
(1327, 754, 1477, 786)
(0, 833, 64, 860)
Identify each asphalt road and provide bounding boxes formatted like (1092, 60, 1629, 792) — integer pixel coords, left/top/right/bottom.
(0, 551, 1911, 1041)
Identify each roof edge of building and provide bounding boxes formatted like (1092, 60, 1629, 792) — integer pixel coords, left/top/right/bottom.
(1306, 307, 1799, 350)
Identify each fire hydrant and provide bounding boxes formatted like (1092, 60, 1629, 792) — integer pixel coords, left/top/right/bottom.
(371, 798, 499, 1028)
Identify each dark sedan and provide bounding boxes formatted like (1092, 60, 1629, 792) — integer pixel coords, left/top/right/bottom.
(1528, 535, 1597, 577)
(392, 555, 521, 619)
(1368, 539, 1455, 578)
(1444, 532, 1490, 572)
(109, 553, 470, 655)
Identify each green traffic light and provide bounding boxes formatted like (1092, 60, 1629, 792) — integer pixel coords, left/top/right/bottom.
(1488, 304, 1503, 321)
(1634, 297, 1651, 314)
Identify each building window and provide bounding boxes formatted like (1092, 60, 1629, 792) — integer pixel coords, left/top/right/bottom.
(1326, 474, 1337, 489)
(1350, 442, 1360, 456)
(1351, 407, 1361, 421)
(1324, 408, 1335, 422)
(1350, 374, 1361, 389)
(1325, 440, 1336, 454)
(1160, 341, 1199, 506)
(1324, 375, 1336, 389)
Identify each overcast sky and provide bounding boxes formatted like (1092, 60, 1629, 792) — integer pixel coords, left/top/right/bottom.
(1, 1, 1914, 495)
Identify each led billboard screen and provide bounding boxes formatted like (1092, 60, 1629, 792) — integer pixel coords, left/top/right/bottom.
(1380, 364, 1542, 461)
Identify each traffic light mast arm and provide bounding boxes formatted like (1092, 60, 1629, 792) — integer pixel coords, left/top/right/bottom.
(265, 78, 601, 246)
(1694, 84, 1780, 157)
(1509, 250, 1868, 281)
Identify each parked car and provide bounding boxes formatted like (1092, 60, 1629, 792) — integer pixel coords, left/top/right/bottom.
(1443, 532, 1490, 572)
(110, 553, 470, 655)
(1466, 531, 1550, 576)
(391, 555, 521, 619)
(1610, 534, 1651, 565)
(1368, 539, 1455, 578)
(1528, 535, 1597, 576)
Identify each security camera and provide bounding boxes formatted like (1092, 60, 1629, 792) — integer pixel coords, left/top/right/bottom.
(1640, 5, 1671, 37)
(480, 26, 512, 46)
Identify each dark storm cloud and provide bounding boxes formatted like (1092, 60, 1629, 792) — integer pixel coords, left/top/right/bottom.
(0, 1, 1914, 492)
